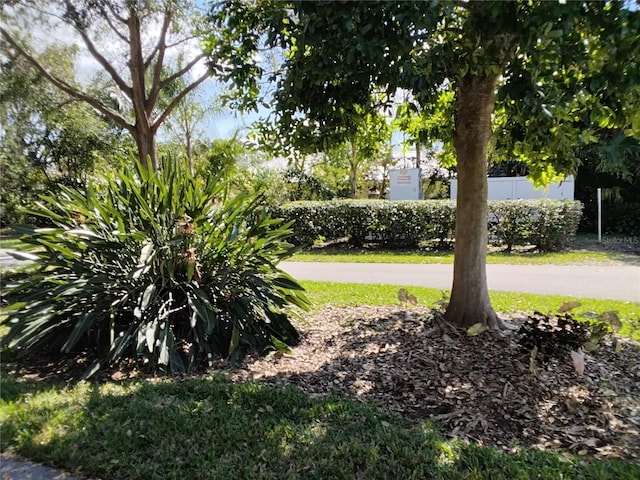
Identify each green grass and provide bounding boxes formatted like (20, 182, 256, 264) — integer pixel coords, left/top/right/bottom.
(292, 249, 636, 265)
(2, 273, 639, 478)
(300, 281, 640, 341)
(1, 375, 638, 479)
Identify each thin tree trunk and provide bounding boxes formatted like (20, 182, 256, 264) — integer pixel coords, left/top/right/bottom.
(350, 142, 358, 199)
(185, 117, 194, 174)
(380, 174, 387, 199)
(186, 133, 193, 174)
(444, 74, 501, 329)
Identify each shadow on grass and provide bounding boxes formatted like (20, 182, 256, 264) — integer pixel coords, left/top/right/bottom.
(0, 373, 63, 404)
(1, 373, 638, 480)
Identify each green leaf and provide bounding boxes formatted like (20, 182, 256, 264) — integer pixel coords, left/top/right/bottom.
(270, 335, 292, 354)
(66, 229, 104, 240)
(272, 275, 305, 291)
(188, 290, 216, 335)
(170, 349, 186, 373)
(158, 325, 172, 366)
(466, 322, 488, 336)
(229, 325, 240, 355)
(5, 250, 39, 261)
(140, 284, 156, 311)
(146, 321, 158, 353)
(62, 312, 94, 352)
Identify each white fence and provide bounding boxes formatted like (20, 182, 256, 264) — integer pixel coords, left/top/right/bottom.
(450, 176, 574, 201)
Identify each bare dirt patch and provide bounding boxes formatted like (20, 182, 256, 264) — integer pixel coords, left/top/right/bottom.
(228, 306, 640, 464)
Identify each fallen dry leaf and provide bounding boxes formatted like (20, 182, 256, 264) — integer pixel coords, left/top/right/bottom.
(397, 289, 408, 304)
(571, 350, 585, 375)
(467, 322, 488, 337)
(558, 301, 582, 313)
(225, 306, 640, 463)
(601, 311, 622, 332)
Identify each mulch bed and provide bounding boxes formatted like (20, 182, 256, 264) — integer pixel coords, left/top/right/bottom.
(226, 306, 640, 464)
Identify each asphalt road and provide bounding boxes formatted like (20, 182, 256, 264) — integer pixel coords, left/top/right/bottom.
(0, 249, 38, 268)
(2, 249, 638, 302)
(281, 261, 640, 302)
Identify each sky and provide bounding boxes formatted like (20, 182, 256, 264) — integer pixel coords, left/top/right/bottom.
(18, 0, 411, 157)
(7, 1, 240, 140)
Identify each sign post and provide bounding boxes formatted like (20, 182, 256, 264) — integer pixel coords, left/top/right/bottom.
(389, 168, 423, 200)
(597, 187, 602, 244)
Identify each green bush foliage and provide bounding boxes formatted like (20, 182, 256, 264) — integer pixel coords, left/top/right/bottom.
(2, 158, 309, 376)
(489, 199, 583, 251)
(273, 199, 582, 251)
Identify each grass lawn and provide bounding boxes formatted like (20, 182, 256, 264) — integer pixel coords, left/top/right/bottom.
(2, 284, 640, 478)
(2, 374, 639, 480)
(292, 249, 636, 265)
(300, 281, 640, 340)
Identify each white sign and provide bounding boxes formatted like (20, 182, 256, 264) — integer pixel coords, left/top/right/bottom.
(390, 168, 423, 200)
(450, 176, 575, 200)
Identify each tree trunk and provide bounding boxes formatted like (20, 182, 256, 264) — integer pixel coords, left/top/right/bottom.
(380, 173, 388, 199)
(185, 120, 194, 174)
(134, 127, 158, 172)
(444, 74, 501, 329)
(350, 142, 358, 198)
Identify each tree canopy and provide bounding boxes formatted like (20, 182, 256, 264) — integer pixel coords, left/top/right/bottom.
(206, 0, 640, 329)
(1, 0, 213, 170)
(0, 36, 124, 224)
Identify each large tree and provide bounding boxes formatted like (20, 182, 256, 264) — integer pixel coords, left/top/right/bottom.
(206, 1, 639, 330)
(1, 0, 212, 171)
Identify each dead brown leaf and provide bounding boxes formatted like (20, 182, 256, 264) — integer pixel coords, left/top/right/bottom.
(227, 306, 640, 464)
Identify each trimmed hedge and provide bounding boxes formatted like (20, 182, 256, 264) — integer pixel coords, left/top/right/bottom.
(272, 199, 583, 252)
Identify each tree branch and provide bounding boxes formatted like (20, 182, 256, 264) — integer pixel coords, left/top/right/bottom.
(143, 6, 172, 69)
(158, 53, 206, 90)
(102, 9, 129, 43)
(152, 72, 211, 132)
(0, 27, 134, 134)
(165, 34, 201, 49)
(74, 28, 133, 100)
(127, 6, 148, 128)
(147, 6, 173, 114)
(106, 2, 128, 24)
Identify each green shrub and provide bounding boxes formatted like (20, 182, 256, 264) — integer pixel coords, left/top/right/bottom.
(275, 199, 581, 251)
(2, 157, 309, 376)
(488, 200, 534, 252)
(528, 200, 583, 251)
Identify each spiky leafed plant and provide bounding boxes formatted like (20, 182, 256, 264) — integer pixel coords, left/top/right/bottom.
(2, 157, 310, 376)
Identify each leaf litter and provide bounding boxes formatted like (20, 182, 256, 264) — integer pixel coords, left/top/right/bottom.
(227, 306, 640, 464)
